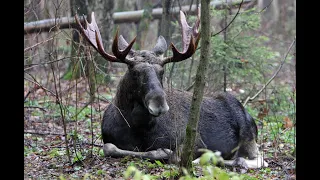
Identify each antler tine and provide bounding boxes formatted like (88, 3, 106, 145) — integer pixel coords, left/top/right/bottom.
(112, 28, 137, 63)
(161, 9, 201, 66)
(75, 12, 135, 64)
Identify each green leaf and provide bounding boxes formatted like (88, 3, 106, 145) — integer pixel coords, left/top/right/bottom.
(59, 175, 66, 180)
(218, 171, 230, 180)
(199, 152, 212, 165)
(155, 160, 163, 167)
(124, 166, 137, 179)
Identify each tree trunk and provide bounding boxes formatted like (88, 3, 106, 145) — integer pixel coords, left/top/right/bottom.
(135, 0, 153, 49)
(63, 0, 88, 80)
(87, 0, 115, 83)
(180, 0, 211, 173)
(64, 0, 115, 82)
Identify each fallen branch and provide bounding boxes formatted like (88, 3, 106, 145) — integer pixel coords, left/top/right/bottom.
(24, 0, 252, 34)
(243, 37, 296, 106)
(24, 130, 64, 136)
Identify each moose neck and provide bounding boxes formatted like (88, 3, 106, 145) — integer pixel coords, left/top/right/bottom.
(113, 69, 158, 129)
(114, 71, 137, 111)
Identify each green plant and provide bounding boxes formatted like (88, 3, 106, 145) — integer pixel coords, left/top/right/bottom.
(124, 166, 153, 180)
(73, 151, 84, 163)
(123, 149, 258, 180)
(49, 148, 65, 158)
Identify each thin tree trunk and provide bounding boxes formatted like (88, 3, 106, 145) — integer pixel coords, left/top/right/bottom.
(186, 1, 199, 88)
(223, 0, 232, 92)
(180, 0, 211, 173)
(161, 0, 174, 86)
(187, 55, 195, 87)
(161, 0, 173, 48)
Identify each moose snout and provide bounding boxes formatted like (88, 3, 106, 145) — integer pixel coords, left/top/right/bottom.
(147, 99, 169, 116)
(145, 91, 169, 116)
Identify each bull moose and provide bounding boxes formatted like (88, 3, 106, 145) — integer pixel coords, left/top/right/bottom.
(75, 10, 268, 169)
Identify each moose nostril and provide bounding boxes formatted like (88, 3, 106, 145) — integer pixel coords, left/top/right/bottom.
(147, 100, 169, 116)
(148, 103, 160, 116)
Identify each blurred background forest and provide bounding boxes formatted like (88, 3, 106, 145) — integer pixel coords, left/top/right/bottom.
(24, 0, 296, 179)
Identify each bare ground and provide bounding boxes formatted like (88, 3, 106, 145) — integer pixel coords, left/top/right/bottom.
(24, 78, 296, 180)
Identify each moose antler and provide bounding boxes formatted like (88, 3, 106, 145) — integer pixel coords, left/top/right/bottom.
(75, 12, 136, 65)
(161, 9, 201, 65)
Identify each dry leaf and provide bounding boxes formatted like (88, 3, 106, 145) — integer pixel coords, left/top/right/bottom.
(258, 107, 269, 119)
(283, 116, 293, 129)
(241, 59, 249, 64)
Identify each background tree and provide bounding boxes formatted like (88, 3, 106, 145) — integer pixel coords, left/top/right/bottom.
(180, 0, 210, 173)
(135, 0, 153, 49)
(64, 0, 115, 83)
(63, 0, 88, 79)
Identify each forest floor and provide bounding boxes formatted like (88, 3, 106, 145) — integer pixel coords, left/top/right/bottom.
(24, 78, 296, 180)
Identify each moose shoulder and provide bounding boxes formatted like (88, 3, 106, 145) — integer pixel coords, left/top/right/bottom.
(75, 11, 268, 169)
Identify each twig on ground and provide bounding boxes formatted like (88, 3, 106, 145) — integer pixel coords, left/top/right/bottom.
(24, 91, 31, 102)
(24, 130, 63, 136)
(24, 106, 47, 112)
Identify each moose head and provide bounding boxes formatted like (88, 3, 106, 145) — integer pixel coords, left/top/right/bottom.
(75, 11, 200, 117)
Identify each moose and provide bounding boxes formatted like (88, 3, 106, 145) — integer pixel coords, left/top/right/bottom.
(75, 11, 268, 169)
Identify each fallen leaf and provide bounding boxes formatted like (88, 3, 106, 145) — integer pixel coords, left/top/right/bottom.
(283, 117, 293, 129)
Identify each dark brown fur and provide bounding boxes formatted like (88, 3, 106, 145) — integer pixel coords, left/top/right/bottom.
(101, 46, 258, 161)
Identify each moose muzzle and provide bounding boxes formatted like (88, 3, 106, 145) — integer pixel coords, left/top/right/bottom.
(145, 91, 169, 116)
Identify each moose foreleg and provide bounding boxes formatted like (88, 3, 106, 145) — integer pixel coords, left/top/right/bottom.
(192, 150, 268, 169)
(223, 154, 268, 169)
(103, 143, 173, 160)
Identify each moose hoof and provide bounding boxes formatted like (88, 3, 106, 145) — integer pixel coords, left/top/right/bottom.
(230, 156, 268, 169)
(103, 143, 119, 157)
(232, 157, 249, 169)
(146, 148, 173, 160)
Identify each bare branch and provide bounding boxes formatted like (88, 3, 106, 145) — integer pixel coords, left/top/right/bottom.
(211, 0, 244, 37)
(98, 96, 131, 128)
(24, 37, 54, 52)
(24, 56, 74, 71)
(24, 72, 57, 97)
(243, 37, 296, 106)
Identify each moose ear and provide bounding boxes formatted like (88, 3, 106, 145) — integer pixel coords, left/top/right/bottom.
(152, 36, 167, 56)
(118, 35, 135, 56)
